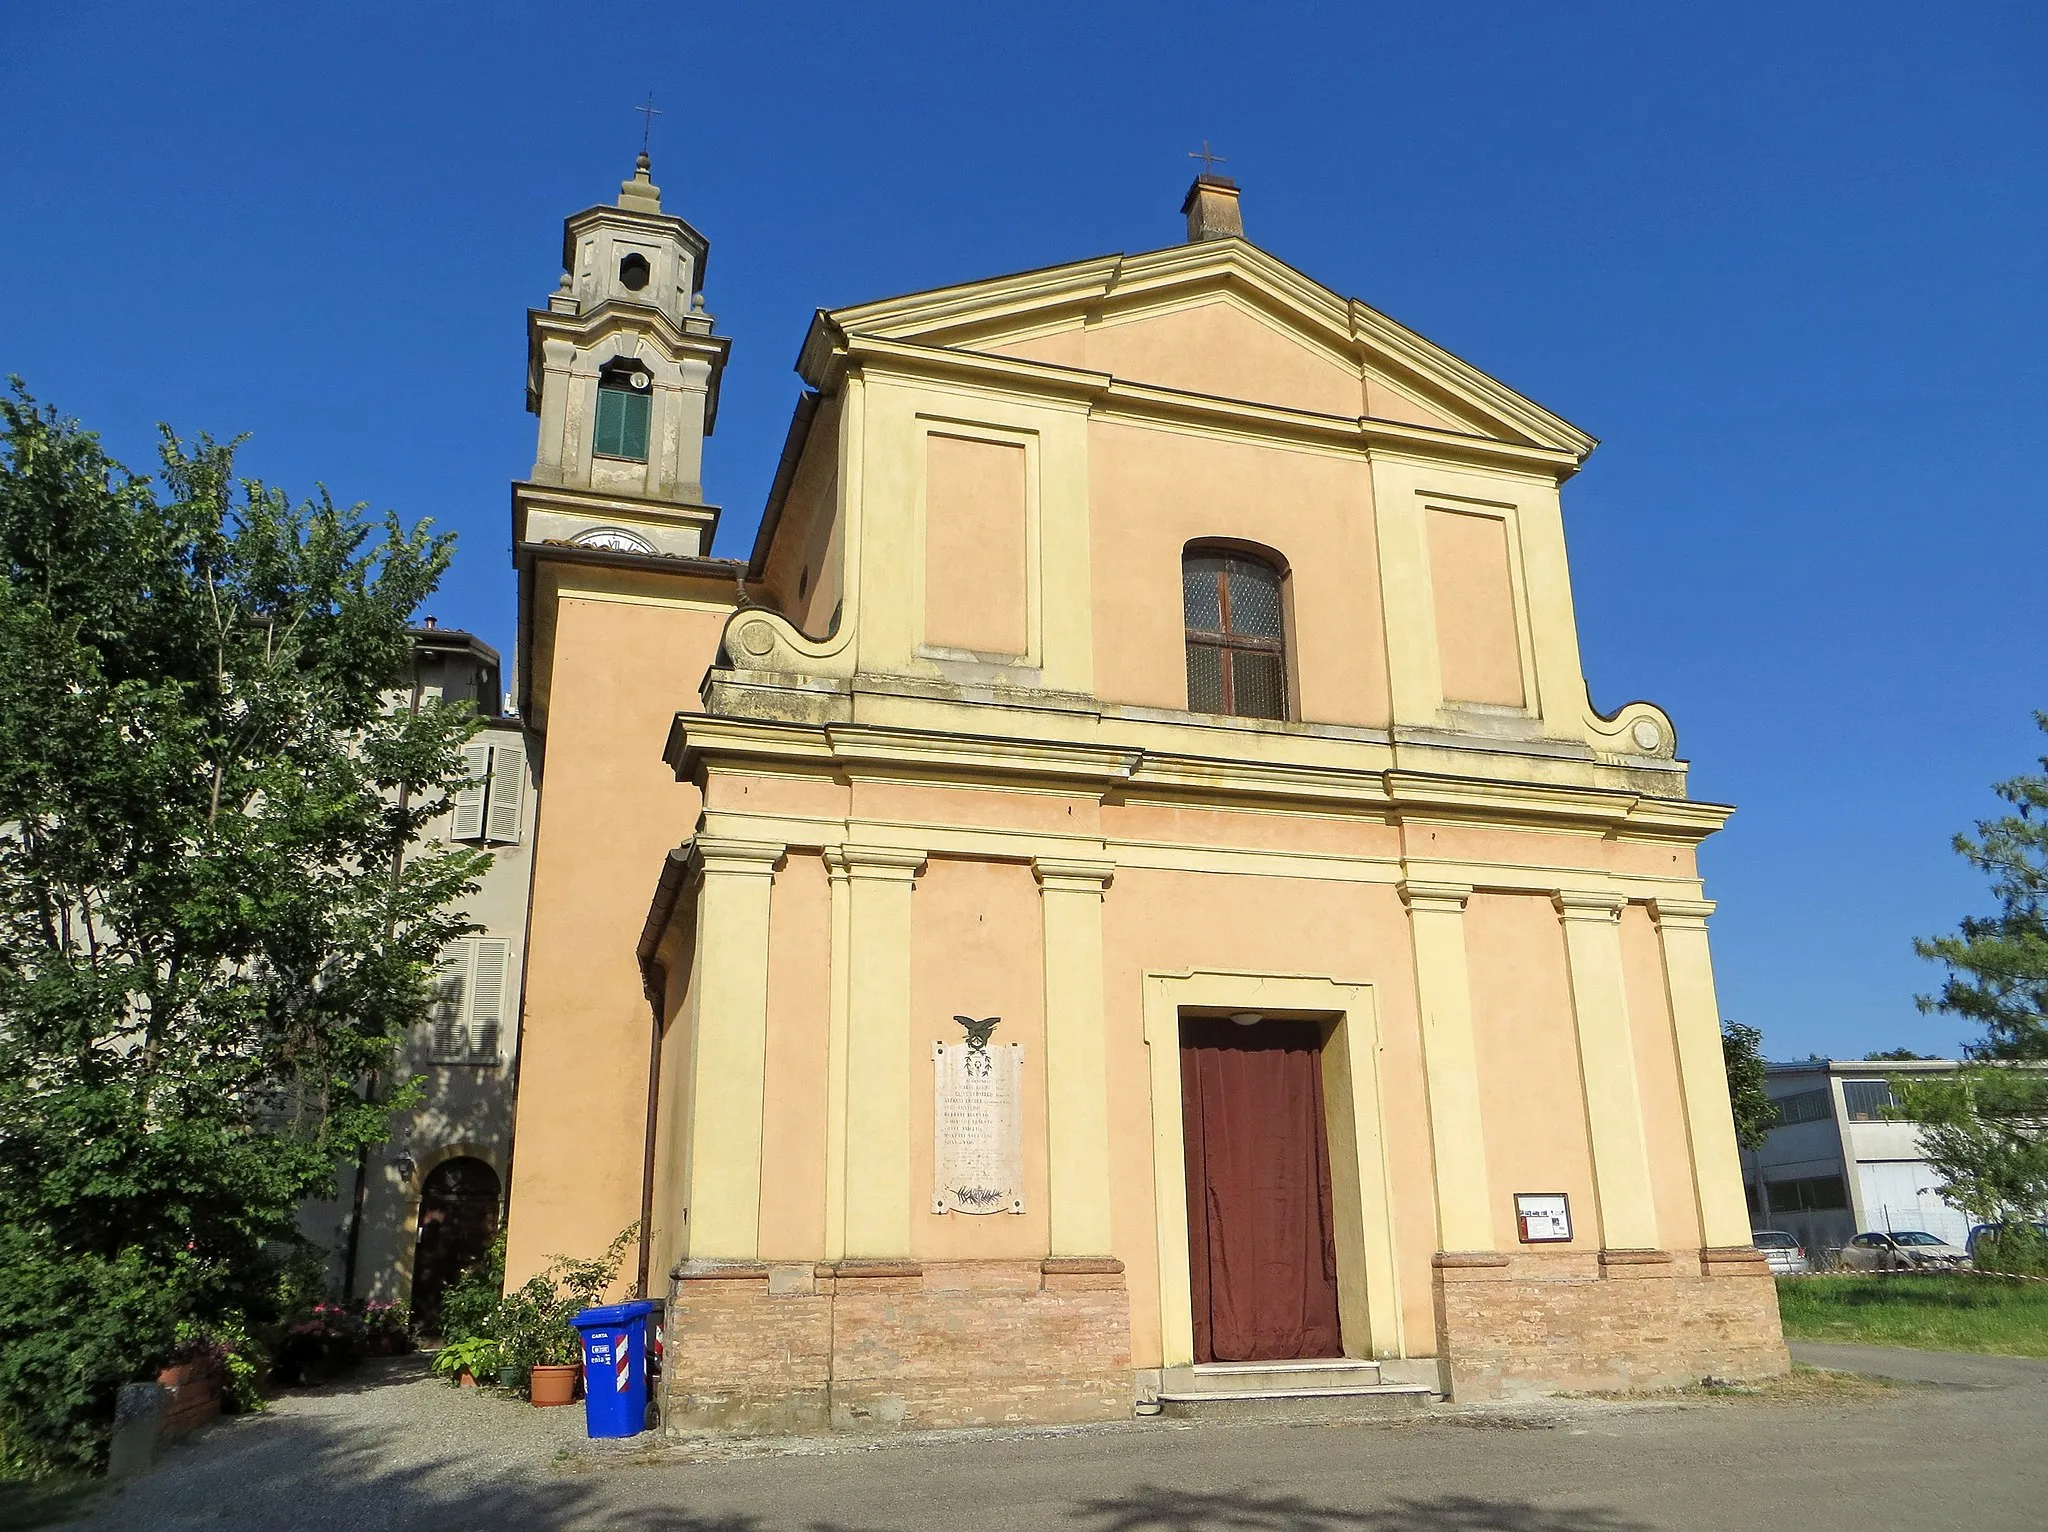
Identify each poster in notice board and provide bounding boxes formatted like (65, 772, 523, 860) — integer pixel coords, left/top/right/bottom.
(1515, 1192, 1572, 1243)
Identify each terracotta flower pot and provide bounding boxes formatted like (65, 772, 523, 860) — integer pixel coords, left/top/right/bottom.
(457, 1369, 478, 1388)
(529, 1364, 579, 1407)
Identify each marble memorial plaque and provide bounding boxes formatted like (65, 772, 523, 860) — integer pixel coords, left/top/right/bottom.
(932, 1039, 1024, 1215)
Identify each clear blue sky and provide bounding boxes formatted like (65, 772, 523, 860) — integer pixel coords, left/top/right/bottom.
(5, 4, 2044, 1063)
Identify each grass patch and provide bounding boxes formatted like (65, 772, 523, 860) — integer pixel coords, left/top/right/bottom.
(1777, 1274, 2048, 1357)
(0, 1476, 101, 1532)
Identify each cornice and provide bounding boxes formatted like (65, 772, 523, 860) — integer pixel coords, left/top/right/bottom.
(1399, 880, 1473, 915)
(1553, 888, 1628, 922)
(559, 200, 709, 269)
(667, 713, 1731, 844)
(829, 331, 1581, 478)
(843, 333, 1110, 401)
(514, 533, 745, 588)
(801, 238, 1594, 459)
(1648, 896, 1717, 931)
(528, 301, 731, 364)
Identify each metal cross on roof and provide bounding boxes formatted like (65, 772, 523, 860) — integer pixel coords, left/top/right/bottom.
(635, 94, 662, 154)
(1188, 140, 1227, 177)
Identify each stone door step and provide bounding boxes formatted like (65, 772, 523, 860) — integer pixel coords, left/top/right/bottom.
(1155, 1382, 1434, 1422)
(1165, 1358, 1385, 1395)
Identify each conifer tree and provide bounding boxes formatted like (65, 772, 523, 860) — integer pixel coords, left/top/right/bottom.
(1895, 718, 2048, 1231)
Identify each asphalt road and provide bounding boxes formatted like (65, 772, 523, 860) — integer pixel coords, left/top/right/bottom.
(76, 1343, 2048, 1531)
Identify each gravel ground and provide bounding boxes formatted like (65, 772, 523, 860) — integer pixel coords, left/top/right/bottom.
(69, 1343, 2048, 1531)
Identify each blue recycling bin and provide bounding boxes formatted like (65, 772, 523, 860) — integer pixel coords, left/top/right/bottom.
(572, 1300, 657, 1438)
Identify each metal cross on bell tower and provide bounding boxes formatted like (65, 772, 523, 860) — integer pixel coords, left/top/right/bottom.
(635, 93, 662, 154)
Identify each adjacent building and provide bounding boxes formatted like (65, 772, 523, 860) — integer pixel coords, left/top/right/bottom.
(500, 154, 1786, 1425)
(1747, 1059, 1975, 1256)
(300, 624, 535, 1329)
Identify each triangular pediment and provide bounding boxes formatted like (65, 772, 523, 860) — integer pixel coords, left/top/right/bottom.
(812, 240, 1593, 457)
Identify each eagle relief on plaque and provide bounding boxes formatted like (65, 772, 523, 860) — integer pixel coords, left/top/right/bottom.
(932, 1014, 1024, 1215)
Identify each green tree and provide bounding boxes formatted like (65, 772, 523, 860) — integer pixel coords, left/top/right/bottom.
(1866, 1048, 1935, 1061)
(1915, 714, 2048, 1063)
(1721, 1020, 1775, 1152)
(1896, 716, 2048, 1230)
(1885, 1069, 2048, 1226)
(0, 389, 487, 1472)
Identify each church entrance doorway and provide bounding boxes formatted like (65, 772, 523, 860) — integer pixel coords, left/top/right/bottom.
(411, 1156, 502, 1337)
(1179, 1014, 1343, 1363)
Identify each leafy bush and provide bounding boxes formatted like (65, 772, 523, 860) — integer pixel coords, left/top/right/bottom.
(437, 1234, 505, 1345)
(272, 1303, 367, 1387)
(489, 1225, 638, 1378)
(171, 1316, 267, 1414)
(0, 1232, 193, 1478)
(1974, 1224, 2048, 1277)
(429, 1335, 500, 1384)
(359, 1301, 412, 1355)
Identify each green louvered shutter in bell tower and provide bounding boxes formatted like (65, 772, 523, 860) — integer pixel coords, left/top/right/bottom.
(594, 383, 650, 462)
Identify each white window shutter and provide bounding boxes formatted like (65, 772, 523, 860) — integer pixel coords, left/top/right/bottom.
(431, 945, 467, 1026)
(484, 741, 523, 844)
(453, 743, 490, 840)
(467, 939, 510, 1061)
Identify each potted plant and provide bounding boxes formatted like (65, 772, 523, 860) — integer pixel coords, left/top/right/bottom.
(429, 1335, 500, 1387)
(487, 1224, 639, 1407)
(359, 1300, 413, 1356)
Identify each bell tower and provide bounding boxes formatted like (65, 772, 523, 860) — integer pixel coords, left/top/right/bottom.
(515, 154, 730, 558)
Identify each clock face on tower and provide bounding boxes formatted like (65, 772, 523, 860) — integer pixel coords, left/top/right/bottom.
(570, 526, 656, 554)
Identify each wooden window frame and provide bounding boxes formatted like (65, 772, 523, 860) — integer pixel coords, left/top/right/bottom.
(1184, 549, 1289, 720)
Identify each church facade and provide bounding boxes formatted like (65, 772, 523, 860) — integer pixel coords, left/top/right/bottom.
(503, 158, 1786, 1428)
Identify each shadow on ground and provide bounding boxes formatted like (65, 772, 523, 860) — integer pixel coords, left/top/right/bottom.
(85, 1411, 1658, 1532)
(1067, 1485, 1652, 1532)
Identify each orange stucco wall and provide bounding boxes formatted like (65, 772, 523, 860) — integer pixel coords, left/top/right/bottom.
(1086, 301, 1363, 417)
(992, 304, 1465, 435)
(505, 592, 730, 1287)
(907, 857, 1051, 1259)
(758, 851, 833, 1260)
(1463, 892, 1599, 1251)
(1087, 421, 1391, 724)
(655, 759, 1719, 1366)
(1099, 866, 1437, 1366)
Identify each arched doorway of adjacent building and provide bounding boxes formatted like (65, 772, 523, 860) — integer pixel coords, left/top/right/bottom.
(410, 1156, 502, 1338)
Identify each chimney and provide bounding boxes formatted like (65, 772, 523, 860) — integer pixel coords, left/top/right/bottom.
(1182, 175, 1244, 242)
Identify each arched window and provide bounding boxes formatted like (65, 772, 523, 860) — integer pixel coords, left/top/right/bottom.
(1183, 547, 1288, 719)
(594, 358, 652, 463)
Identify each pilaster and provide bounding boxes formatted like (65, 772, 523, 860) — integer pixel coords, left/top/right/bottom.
(822, 849, 853, 1261)
(1649, 897, 1752, 1251)
(838, 844, 926, 1257)
(1032, 857, 1116, 1256)
(1553, 891, 1660, 1253)
(1399, 880, 1493, 1252)
(681, 837, 784, 1260)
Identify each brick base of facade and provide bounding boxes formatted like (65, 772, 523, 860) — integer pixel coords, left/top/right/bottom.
(1432, 1245, 1789, 1401)
(664, 1256, 1133, 1435)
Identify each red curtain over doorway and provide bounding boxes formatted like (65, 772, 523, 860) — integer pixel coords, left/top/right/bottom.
(1181, 1015, 1343, 1363)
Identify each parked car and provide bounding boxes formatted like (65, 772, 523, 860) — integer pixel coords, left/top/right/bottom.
(1965, 1221, 2048, 1262)
(1840, 1230, 1969, 1271)
(1750, 1230, 1811, 1275)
